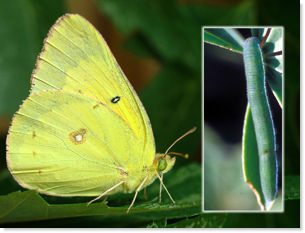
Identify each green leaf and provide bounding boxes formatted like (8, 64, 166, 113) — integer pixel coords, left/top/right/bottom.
(95, 0, 256, 73)
(0, 170, 20, 196)
(285, 175, 300, 200)
(0, 0, 65, 117)
(242, 105, 266, 210)
(265, 28, 283, 72)
(188, 0, 256, 26)
(140, 67, 201, 159)
(96, 0, 201, 72)
(0, 163, 201, 226)
(266, 66, 282, 106)
(146, 214, 227, 228)
(165, 214, 227, 228)
(264, 28, 283, 106)
(204, 28, 244, 53)
(252, 28, 283, 106)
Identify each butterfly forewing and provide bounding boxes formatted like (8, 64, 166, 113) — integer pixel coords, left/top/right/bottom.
(30, 14, 155, 167)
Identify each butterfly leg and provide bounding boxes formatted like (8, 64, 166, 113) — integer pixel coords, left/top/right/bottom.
(87, 180, 125, 206)
(159, 173, 163, 203)
(102, 196, 109, 202)
(127, 175, 149, 213)
(143, 187, 147, 200)
(155, 172, 175, 204)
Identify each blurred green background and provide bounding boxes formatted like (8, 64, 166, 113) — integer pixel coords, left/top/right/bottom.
(0, 0, 300, 228)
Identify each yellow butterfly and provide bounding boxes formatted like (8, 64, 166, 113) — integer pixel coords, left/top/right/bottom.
(6, 14, 195, 213)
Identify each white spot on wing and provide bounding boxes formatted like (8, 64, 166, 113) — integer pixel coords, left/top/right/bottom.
(75, 134, 83, 142)
(69, 128, 87, 145)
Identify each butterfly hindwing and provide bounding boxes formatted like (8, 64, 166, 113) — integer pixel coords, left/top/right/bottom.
(7, 91, 144, 196)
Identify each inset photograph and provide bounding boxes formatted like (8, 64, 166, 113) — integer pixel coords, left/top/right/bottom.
(203, 27, 283, 212)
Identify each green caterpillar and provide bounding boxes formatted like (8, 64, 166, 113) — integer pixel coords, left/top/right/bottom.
(243, 37, 278, 208)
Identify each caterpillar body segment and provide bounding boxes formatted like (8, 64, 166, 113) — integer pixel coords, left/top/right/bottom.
(243, 37, 278, 209)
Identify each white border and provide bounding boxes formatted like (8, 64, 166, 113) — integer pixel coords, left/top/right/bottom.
(202, 26, 285, 213)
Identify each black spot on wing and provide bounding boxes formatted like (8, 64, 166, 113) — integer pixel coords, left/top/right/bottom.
(111, 96, 120, 103)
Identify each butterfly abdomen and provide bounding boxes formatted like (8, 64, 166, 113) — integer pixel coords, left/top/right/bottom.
(120, 165, 156, 193)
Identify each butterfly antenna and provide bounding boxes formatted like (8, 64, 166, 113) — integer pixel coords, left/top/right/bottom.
(167, 152, 189, 159)
(163, 127, 197, 157)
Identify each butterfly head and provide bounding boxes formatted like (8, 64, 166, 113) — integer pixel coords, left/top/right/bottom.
(155, 153, 176, 174)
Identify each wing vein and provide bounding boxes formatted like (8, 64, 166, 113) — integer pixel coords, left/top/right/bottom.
(52, 27, 121, 97)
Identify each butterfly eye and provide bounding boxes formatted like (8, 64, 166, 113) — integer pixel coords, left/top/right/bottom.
(157, 158, 167, 172)
(111, 96, 120, 103)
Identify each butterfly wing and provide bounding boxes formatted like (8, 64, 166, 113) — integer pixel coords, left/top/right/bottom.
(7, 91, 144, 196)
(30, 14, 155, 167)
